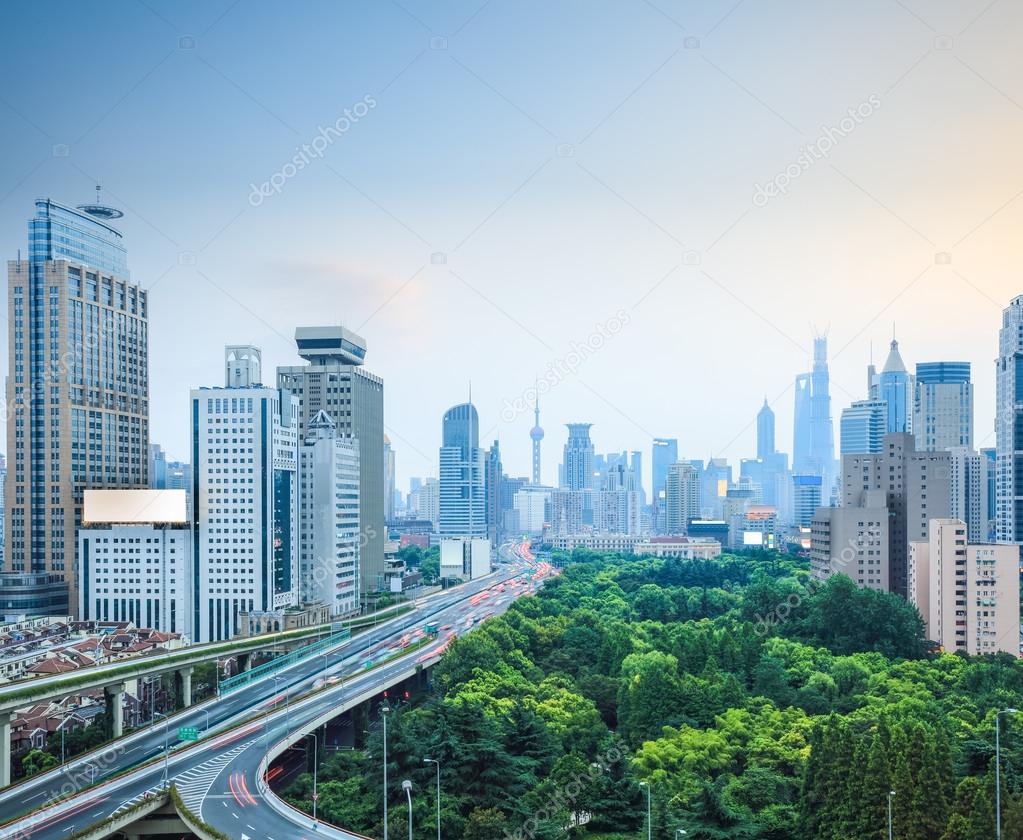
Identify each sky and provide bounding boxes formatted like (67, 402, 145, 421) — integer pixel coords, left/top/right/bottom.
(1, 0, 1022, 496)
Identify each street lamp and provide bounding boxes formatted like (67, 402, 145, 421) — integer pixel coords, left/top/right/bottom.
(153, 711, 170, 789)
(639, 781, 651, 840)
(382, 704, 391, 840)
(402, 779, 413, 840)
(424, 758, 441, 840)
(310, 731, 319, 821)
(676, 830, 687, 839)
(887, 790, 896, 840)
(998, 708, 1019, 840)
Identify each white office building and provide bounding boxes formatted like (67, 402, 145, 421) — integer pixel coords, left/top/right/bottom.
(513, 487, 548, 536)
(191, 359, 299, 642)
(78, 489, 191, 638)
(439, 537, 491, 581)
(298, 411, 360, 616)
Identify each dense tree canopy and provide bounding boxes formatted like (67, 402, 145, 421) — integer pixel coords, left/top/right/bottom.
(286, 549, 1023, 839)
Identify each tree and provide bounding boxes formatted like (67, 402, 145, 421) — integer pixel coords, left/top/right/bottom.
(20, 748, 57, 777)
(617, 651, 686, 746)
(462, 806, 508, 840)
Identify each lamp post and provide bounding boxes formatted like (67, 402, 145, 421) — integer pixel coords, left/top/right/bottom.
(310, 731, 319, 821)
(998, 708, 1019, 840)
(887, 790, 896, 840)
(676, 830, 687, 839)
(153, 711, 169, 789)
(424, 758, 441, 840)
(639, 781, 651, 840)
(402, 779, 413, 840)
(382, 704, 390, 840)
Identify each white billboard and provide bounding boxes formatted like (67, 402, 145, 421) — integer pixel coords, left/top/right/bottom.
(83, 489, 187, 524)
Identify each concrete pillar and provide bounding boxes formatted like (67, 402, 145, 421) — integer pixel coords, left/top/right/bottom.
(179, 667, 193, 708)
(0, 711, 11, 788)
(238, 653, 251, 672)
(106, 683, 125, 738)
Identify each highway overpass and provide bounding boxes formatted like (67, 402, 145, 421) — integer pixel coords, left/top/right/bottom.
(0, 543, 546, 839)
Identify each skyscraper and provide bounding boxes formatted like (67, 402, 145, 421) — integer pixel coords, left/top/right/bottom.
(562, 424, 595, 491)
(530, 393, 544, 485)
(383, 435, 395, 521)
(664, 462, 700, 534)
(756, 398, 775, 460)
(298, 410, 360, 617)
(438, 403, 486, 538)
(880, 338, 911, 434)
(793, 335, 835, 488)
(840, 399, 887, 455)
(484, 440, 503, 543)
(996, 296, 1023, 544)
(191, 370, 299, 641)
(5, 197, 149, 616)
(913, 361, 973, 451)
(651, 437, 678, 520)
(278, 326, 384, 594)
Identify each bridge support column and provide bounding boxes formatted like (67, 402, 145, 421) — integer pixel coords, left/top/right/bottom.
(178, 667, 193, 708)
(106, 683, 125, 738)
(238, 653, 251, 672)
(0, 711, 11, 787)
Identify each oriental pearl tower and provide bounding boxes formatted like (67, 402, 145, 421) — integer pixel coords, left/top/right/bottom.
(530, 387, 544, 485)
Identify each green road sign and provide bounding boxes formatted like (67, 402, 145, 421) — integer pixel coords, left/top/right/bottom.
(178, 726, 200, 741)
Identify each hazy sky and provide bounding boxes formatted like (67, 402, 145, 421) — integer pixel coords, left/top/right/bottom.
(2, 0, 1021, 494)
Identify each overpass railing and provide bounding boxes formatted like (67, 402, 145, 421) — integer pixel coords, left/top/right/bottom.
(219, 628, 351, 695)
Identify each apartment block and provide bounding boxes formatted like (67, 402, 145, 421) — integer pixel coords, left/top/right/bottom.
(909, 518, 1019, 655)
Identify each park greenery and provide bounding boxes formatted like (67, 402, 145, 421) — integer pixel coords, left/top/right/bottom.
(285, 548, 1023, 839)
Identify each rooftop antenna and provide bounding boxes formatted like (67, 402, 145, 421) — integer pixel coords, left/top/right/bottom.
(77, 183, 123, 221)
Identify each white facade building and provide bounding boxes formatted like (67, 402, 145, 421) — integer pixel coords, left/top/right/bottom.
(513, 487, 548, 536)
(299, 411, 360, 616)
(191, 382, 299, 642)
(77, 489, 191, 638)
(439, 538, 491, 580)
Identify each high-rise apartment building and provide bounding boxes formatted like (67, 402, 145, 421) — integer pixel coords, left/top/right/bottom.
(982, 447, 996, 541)
(842, 433, 950, 597)
(810, 490, 889, 590)
(909, 518, 1019, 655)
(278, 326, 384, 594)
(298, 410, 360, 617)
(947, 447, 986, 542)
(996, 296, 1023, 545)
(913, 361, 973, 451)
(191, 377, 299, 642)
(5, 197, 149, 617)
(664, 462, 700, 534)
(840, 399, 887, 455)
(562, 424, 595, 491)
(438, 403, 486, 538)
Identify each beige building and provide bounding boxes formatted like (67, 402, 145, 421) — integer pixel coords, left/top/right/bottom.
(6, 199, 149, 618)
(809, 489, 889, 590)
(633, 537, 721, 560)
(909, 518, 1020, 655)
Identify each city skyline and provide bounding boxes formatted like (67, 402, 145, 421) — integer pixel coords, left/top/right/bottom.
(1, 1, 1020, 492)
